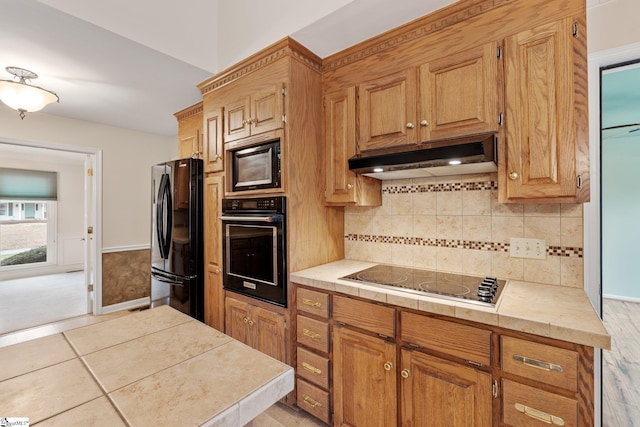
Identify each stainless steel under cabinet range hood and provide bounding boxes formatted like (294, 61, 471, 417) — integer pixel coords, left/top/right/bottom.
(348, 133, 498, 180)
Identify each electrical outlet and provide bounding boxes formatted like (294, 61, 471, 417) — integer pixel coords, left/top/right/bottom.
(509, 237, 547, 260)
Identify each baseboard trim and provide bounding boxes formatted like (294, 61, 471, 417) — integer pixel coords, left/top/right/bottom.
(101, 297, 150, 314)
(102, 245, 150, 253)
(603, 294, 640, 304)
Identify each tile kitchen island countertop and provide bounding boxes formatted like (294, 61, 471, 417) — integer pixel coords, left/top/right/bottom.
(0, 305, 293, 426)
(291, 259, 611, 350)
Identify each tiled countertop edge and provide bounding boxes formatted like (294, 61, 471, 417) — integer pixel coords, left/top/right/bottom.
(291, 260, 611, 350)
(201, 369, 294, 426)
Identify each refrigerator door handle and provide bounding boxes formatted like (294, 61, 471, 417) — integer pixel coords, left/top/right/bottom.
(156, 173, 172, 259)
(151, 268, 191, 285)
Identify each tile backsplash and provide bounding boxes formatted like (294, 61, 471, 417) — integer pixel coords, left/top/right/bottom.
(344, 173, 583, 288)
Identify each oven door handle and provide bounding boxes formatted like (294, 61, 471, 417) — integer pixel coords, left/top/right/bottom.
(219, 215, 282, 223)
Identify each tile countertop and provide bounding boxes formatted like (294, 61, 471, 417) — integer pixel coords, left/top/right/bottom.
(291, 259, 611, 350)
(0, 305, 293, 426)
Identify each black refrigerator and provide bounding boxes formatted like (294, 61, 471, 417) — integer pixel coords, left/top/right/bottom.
(150, 158, 204, 321)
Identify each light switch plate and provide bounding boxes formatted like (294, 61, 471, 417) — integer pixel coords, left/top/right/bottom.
(509, 237, 547, 260)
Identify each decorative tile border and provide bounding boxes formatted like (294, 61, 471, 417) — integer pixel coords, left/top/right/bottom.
(345, 234, 583, 258)
(383, 181, 498, 194)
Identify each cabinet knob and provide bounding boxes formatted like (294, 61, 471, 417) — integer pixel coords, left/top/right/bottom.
(509, 172, 519, 180)
(406, 122, 414, 129)
(248, 319, 254, 326)
(401, 369, 410, 379)
(214, 267, 221, 274)
(420, 119, 429, 127)
(347, 183, 353, 190)
(243, 317, 249, 324)
(383, 361, 393, 371)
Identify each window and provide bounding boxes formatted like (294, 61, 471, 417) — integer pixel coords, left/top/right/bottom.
(0, 167, 58, 271)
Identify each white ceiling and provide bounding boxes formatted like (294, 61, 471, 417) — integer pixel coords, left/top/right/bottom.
(0, 0, 455, 137)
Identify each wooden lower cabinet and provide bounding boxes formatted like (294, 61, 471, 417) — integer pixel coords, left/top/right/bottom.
(400, 349, 492, 427)
(224, 295, 286, 362)
(332, 325, 397, 427)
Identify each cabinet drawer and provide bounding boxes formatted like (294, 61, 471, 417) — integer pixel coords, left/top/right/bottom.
(297, 315, 330, 353)
(297, 378, 331, 424)
(401, 312, 491, 366)
(297, 346, 330, 388)
(502, 336, 578, 392)
(332, 295, 395, 337)
(297, 287, 329, 319)
(503, 379, 578, 427)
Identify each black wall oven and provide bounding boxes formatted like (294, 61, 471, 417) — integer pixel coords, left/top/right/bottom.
(220, 196, 287, 307)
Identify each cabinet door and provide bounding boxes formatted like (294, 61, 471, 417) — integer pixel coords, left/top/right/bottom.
(251, 84, 284, 136)
(324, 86, 382, 206)
(224, 297, 251, 345)
(359, 68, 418, 152)
(420, 42, 500, 141)
(177, 111, 202, 159)
(203, 174, 224, 330)
(224, 95, 252, 142)
(333, 326, 397, 427)
(203, 107, 224, 173)
(503, 18, 576, 200)
(325, 86, 357, 204)
(400, 349, 492, 427)
(251, 304, 286, 363)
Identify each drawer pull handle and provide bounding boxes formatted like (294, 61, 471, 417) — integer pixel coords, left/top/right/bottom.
(513, 354, 563, 373)
(303, 329, 321, 340)
(302, 362, 322, 375)
(514, 403, 565, 426)
(303, 395, 322, 408)
(302, 298, 321, 308)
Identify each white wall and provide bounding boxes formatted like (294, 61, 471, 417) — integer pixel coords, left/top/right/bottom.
(588, 0, 640, 52)
(217, 0, 352, 69)
(0, 108, 175, 249)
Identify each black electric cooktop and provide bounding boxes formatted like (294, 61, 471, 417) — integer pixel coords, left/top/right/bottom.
(340, 264, 506, 307)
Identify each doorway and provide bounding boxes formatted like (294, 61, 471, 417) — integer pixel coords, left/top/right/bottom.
(0, 141, 101, 334)
(599, 59, 640, 426)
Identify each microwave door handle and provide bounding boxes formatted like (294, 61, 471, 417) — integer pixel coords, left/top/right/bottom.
(218, 215, 282, 223)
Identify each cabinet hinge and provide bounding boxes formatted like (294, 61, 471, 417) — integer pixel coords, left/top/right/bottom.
(87, 168, 93, 177)
(492, 380, 499, 398)
(282, 86, 287, 96)
(577, 175, 583, 189)
(497, 45, 502, 59)
(282, 115, 286, 123)
(498, 113, 504, 126)
(407, 342, 422, 349)
(572, 22, 579, 38)
(467, 360, 483, 368)
(88, 283, 94, 292)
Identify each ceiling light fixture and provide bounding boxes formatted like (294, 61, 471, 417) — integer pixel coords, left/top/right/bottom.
(0, 67, 59, 119)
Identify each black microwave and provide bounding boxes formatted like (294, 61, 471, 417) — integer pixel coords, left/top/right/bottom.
(231, 139, 281, 192)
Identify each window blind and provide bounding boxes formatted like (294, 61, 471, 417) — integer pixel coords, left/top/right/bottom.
(0, 167, 58, 200)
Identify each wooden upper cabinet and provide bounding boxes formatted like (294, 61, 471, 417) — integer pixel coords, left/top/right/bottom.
(420, 41, 501, 141)
(400, 349, 492, 427)
(224, 84, 284, 143)
(502, 18, 580, 202)
(175, 102, 203, 159)
(358, 68, 418, 152)
(203, 106, 223, 173)
(324, 86, 381, 206)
